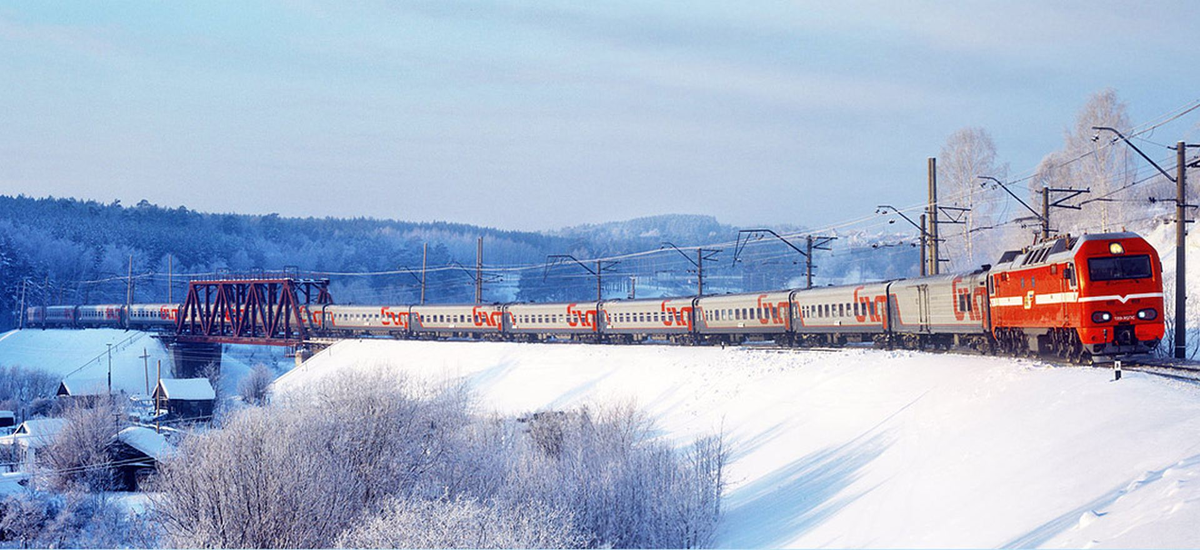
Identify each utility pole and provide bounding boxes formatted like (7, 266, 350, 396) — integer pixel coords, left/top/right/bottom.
(733, 229, 834, 290)
(928, 158, 939, 275)
(167, 255, 173, 303)
(421, 242, 428, 305)
(126, 255, 133, 308)
(661, 243, 720, 296)
(1176, 140, 1187, 359)
(18, 278, 26, 329)
(1041, 189, 1051, 240)
(140, 348, 150, 395)
(155, 359, 162, 434)
(543, 255, 619, 301)
(805, 236, 814, 289)
(919, 214, 927, 277)
(475, 237, 483, 304)
(1093, 127, 1196, 359)
(107, 343, 113, 396)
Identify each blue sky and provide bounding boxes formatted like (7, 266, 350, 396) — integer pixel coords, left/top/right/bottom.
(1, 1, 1197, 231)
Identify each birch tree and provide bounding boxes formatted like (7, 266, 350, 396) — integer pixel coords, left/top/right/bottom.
(938, 127, 1006, 270)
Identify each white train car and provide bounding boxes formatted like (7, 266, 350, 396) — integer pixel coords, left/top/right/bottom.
(45, 306, 77, 326)
(76, 305, 123, 327)
(695, 291, 792, 341)
(410, 304, 504, 338)
(127, 304, 179, 328)
(504, 302, 600, 341)
(601, 297, 695, 342)
(25, 307, 45, 327)
(318, 305, 408, 336)
(791, 283, 891, 344)
(887, 271, 990, 348)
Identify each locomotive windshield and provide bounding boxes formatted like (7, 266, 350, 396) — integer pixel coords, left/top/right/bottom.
(1087, 254, 1152, 281)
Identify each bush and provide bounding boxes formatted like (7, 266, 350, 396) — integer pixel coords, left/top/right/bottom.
(151, 372, 727, 548)
(237, 364, 274, 406)
(39, 399, 127, 492)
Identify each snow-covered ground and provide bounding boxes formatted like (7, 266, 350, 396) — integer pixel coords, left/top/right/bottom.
(0, 329, 276, 399)
(276, 340, 1200, 548)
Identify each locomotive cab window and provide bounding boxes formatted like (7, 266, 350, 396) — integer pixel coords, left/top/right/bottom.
(1088, 255, 1152, 281)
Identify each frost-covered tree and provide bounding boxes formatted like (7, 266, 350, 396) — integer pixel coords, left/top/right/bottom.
(938, 127, 1007, 269)
(237, 363, 275, 406)
(1034, 89, 1134, 234)
(39, 399, 126, 492)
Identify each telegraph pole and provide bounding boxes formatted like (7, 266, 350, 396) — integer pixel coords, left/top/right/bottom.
(927, 158, 939, 275)
(1176, 141, 1187, 359)
(1041, 189, 1051, 240)
(543, 255, 619, 301)
(126, 255, 134, 308)
(421, 242, 428, 305)
(107, 343, 113, 395)
(733, 229, 833, 289)
(1093, 127, 1195, 359)
(919, 214, 927, 276)
(475, 237, 483, 304)
(18, 278, 26, 329)
(805, 236, 814, 289)
(140, 348, 150, 395)
(661, 243, 720, 296)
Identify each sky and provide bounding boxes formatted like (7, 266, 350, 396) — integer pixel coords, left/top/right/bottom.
(1, 1, 1198, 232)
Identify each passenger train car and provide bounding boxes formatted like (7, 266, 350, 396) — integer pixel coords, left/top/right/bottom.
(25, 232, 1165, 362)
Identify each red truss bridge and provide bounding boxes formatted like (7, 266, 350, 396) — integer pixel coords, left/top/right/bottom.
(175, 271, 333, 346)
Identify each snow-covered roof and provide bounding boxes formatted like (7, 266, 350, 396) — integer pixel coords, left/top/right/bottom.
(57, 377, 110, 397)
(155, 378, 216, 401)
(116, 426, 174, 461)
(0, 411, 13, 420)
(1, 418, 67, 448)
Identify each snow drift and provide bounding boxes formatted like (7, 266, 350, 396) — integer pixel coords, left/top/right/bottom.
(275, 341, 1200, 548)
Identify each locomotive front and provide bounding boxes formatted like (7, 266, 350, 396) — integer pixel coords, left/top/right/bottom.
(1074, 233, 1164, 356)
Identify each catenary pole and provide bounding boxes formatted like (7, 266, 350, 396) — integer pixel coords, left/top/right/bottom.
(421, 242, 427, 305)
(475, 237, 483, 304)
(1176, 141, 1187, 359)
(927, 158, 939, 274)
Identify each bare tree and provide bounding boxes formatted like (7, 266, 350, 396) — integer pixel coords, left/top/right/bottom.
(939, 127, 1007, 270)
(39, 399, 125, 492)
(1035, 89, 1134, 234)
(237, 363, 274, 406)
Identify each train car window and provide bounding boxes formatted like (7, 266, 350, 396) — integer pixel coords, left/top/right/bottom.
(1020, 278, 1025, 289)
(1031, 277, 1036, 289)
(1088, 255, 1152, 281)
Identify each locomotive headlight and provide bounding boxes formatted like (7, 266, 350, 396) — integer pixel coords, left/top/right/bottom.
(1091, 311, 1113, 323)
(1137, 308, 1158, 321)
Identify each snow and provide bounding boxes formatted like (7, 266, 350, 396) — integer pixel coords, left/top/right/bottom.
(155, 378, 216, 401)
(117, 426, 174, 461)
(275, 340, 1200, 548)
(0, 329, 172, 397)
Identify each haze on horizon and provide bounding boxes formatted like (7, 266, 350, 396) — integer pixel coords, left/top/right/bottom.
(1, 1, 1197, 232)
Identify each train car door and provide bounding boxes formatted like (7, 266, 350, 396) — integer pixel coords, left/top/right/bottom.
(917, 284, 931, 333)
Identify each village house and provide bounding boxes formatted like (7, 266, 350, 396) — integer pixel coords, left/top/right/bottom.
(153, 378, 216, 422)
(0, 417, 67, 473)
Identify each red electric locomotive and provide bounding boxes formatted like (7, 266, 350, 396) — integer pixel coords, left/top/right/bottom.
(988, 232, 1164, 362)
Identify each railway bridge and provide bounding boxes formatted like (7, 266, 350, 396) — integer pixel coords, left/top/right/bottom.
(160, 273, 334, 376)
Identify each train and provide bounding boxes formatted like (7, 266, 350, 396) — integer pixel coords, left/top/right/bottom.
(25, 232, 1166, 362)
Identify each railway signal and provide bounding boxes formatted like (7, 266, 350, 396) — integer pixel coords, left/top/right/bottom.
(733, 229, 835, 290)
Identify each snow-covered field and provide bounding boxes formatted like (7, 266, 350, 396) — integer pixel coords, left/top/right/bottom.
(276, 340, 1200, 548)
(0, 329, 270, 398)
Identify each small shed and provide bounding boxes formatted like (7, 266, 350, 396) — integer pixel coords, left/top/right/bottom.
(56, 378, 112, 407)
(153, 378, 216, 421)
(0, 418, 67, 472)
(112, 426, 174, 490)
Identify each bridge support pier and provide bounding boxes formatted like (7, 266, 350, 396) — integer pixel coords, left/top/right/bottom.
(170, 341, 222, 378)
(293, 342, 331, 368)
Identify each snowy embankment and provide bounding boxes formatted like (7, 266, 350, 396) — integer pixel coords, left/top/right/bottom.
(275, 341, 1200, 548)
(0, 329, 270, 398)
